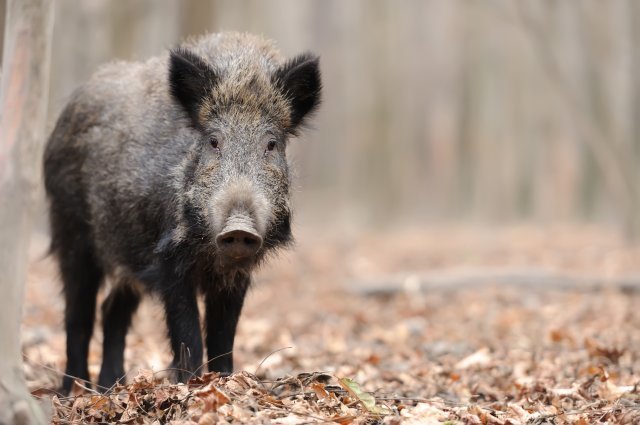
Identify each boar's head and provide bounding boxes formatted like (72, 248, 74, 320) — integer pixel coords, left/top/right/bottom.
(168, 44, 321, 272)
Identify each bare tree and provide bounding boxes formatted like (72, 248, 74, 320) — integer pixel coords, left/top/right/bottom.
(0, 0, 53, 424)
(518, 1, 640, 239)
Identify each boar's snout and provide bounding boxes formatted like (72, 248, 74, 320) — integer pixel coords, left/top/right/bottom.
(215, 212, 263, 264)
(216, 228, 262, 260)
(211, 179, 271, 265)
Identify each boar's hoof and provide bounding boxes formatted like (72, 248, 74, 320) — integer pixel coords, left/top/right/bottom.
(216, 229, 262, 261)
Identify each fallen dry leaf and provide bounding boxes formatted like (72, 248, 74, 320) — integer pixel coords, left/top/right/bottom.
(23, 226, 640, 424)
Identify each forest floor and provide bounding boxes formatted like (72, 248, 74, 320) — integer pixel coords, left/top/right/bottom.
(22, 224, 640, 424)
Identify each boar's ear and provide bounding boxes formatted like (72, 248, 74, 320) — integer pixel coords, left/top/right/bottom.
(275, 53, 321, 132)
(169, 48, 218, 126)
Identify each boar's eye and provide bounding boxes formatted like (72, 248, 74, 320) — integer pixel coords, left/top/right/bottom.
(210, 138, 219, 150)
(264, 139, 277, 157)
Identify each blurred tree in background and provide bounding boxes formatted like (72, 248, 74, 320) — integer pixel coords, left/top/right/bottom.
(3, 0, 638, 237)
(0, 0, 52, 422)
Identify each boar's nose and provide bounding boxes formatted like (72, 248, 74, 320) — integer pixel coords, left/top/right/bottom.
(216, 229, 263, 260)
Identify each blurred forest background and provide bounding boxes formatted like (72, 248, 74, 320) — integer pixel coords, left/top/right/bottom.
(5, 3, 640, 422)
(3, 0, 640, 237)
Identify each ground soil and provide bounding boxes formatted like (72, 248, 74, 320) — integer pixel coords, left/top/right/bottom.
(22, 225, 640, 423)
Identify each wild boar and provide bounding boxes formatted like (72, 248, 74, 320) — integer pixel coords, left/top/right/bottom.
(43, 32, 321, 392)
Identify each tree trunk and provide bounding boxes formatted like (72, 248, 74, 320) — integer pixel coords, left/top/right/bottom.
(0, 0, 53, 424)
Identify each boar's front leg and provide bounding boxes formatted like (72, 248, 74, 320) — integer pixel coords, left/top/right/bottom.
(162, 280, 203, 384)
(205, 273, 250, 374)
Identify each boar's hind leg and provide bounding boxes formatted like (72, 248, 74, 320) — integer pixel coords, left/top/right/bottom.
(205, 274, 250, 374)
(97, 283, 141, 391)
(58, 236, 104, 394)
(162, 282, 203, 384)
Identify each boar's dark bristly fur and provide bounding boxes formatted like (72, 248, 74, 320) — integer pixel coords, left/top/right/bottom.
(43, 33, 321, 393)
